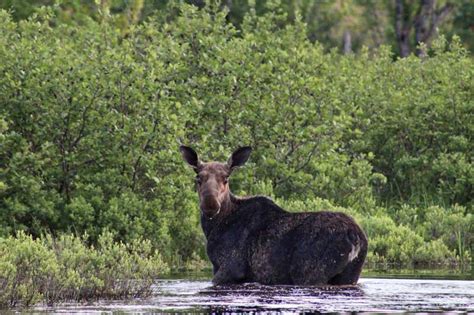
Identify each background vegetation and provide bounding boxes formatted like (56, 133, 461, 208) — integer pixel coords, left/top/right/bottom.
(1, 0, 473, 57)
(0, 1, 472, 305)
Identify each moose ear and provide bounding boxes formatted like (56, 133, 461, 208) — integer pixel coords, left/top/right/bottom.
(228, 146, 252, 170)
(180, 145, 200, 170)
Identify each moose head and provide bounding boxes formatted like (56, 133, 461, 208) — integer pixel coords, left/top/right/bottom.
(180, 146, 252, 219)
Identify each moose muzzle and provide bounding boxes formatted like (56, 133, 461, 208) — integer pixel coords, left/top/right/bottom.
(200, 194, 221, 219)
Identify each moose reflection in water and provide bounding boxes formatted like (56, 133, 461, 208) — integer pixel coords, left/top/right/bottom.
(180, 146, 368, 286)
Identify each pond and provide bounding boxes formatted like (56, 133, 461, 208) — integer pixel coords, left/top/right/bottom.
(30, 270, 474, 314)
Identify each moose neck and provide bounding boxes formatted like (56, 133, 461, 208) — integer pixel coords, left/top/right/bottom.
(219, 190, 238, 217)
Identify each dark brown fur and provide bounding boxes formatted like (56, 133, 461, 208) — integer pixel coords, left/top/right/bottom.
(180, 146, 368, 286)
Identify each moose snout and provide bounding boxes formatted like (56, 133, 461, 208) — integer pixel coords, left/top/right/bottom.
(200, 195, 221, 218)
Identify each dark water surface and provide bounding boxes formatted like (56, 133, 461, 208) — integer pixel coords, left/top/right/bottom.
(31, 272, 474, 314)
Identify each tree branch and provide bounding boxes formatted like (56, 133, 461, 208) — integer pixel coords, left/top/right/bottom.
(131, 119, 159, 192)
(415, 0, 454, 55)
(71, 88, 100, 149)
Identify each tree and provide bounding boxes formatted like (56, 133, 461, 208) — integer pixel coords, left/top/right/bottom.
(395, 0, 454, 57)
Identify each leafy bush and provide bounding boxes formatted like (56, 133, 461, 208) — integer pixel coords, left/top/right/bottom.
(0, 232, 168, 308)
(0, 232, 57, 307)
(363, 214, 456, 265)
(0, 3, 472, 269)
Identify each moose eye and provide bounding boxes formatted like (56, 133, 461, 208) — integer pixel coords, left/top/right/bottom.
(196, 177, 202, 185)
(223, 178, 229, 184)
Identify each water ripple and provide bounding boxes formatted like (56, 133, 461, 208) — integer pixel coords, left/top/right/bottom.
(33, 278, 474, 314)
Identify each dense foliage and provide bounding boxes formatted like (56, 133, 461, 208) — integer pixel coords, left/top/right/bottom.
(1, 0, 473, 56)
(0, 232, 168, 307)
(0, 2, 472, 272)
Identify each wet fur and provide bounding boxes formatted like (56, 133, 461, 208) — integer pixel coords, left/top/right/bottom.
(202, 195, 368, 286)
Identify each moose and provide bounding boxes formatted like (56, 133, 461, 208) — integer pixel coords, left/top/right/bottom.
(180, 145, 367, 286)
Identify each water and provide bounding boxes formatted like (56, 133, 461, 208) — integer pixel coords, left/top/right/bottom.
(31, 272, 474, 314)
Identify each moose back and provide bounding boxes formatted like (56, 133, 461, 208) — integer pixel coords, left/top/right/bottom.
(180, 146, 368, 285)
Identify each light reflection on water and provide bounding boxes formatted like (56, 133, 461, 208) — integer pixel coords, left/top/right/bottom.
(31, 277, 474, 314)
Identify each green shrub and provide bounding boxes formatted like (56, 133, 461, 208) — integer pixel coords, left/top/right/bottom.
(0, 232, 57, 307)
(414, 239, 456, 266)
(362, 214, 458, 265)
(0, 232, 168, 308)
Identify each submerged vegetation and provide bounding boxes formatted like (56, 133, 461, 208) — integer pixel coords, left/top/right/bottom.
(0, 1, 472, 306)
